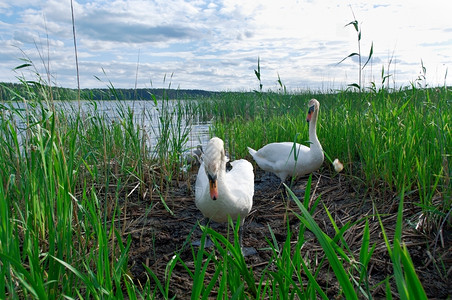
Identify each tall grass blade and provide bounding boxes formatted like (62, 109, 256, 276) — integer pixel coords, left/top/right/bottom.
(285, 179, 358, 299)
(51, 255, 100, 296)
(362, 42, 373, 69)
(376, 189, 428, 300)
(0, 253, 47, 299)
(359, 219, 376, 298)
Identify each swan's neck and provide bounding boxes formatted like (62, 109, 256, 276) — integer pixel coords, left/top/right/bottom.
(217, 165, 226, 179)
(309, 110, 322, 150)
(206, 156, 227, 184)
(213, 166, 234, 201)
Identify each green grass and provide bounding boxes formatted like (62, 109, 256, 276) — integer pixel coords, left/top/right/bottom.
(0, 60, 450, 298)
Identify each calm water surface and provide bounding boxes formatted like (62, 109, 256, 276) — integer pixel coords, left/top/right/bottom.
(5, 99, 212, 153)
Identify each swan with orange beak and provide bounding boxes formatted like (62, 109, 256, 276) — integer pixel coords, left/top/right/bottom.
(195, 137, 255, 255)
(248, 99, 324, 182)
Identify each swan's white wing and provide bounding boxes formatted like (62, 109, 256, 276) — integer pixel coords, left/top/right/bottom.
(255, 142, 308, 162)
(250, 142, 309, 181)
(195, 162, 208, 202)
(226, 159, 254, 198)
(223, 159, 254, 219)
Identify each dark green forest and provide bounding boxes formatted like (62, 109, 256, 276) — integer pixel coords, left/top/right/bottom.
(0, 82, 220, 101)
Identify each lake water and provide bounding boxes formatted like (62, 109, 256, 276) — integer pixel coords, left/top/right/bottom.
(3, 99, 212, 155)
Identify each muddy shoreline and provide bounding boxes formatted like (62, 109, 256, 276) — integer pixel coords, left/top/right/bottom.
(123, 167, 451, 298)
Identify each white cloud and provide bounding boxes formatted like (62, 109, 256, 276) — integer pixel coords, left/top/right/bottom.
(0, 0, 451, 91)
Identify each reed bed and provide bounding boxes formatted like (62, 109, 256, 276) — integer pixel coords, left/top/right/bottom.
(211, 87, 450, 215)
(0, 66, 450, 299)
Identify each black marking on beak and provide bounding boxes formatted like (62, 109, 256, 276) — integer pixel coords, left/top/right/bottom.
(208, 173, 218, 200)
(306, 105, 315, 122)
(208, 173, 217, 182)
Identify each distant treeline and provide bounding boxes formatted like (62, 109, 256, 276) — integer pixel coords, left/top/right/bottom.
(0, 82, 221, 101)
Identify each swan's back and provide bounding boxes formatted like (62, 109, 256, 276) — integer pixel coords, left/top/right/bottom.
(249, 142, 314, 181)
(225, 159, 254, 200)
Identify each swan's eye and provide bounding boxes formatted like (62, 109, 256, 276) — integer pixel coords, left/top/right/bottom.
(307, 105, 315, 122)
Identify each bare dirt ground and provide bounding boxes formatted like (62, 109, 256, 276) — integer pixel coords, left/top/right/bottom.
(122, 166, 451, 299)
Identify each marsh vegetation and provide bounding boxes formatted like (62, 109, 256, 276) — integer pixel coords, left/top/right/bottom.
(0, 56, 450, 299)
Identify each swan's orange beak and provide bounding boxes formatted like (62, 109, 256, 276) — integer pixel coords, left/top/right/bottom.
(208, 174, 218, 200)
(306, 105, 315, 122)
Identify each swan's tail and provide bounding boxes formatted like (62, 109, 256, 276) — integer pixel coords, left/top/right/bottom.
(247, 147, 257, 157)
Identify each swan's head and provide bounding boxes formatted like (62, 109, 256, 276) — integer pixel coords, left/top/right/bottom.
(203, 137, 226, 200)
(306, 98, 320, 122)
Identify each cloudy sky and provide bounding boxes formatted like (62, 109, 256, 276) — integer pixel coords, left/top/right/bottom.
(0, 0, 451, 92)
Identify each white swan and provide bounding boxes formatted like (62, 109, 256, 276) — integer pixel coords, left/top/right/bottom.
(195, 137, 255, 254)
(247, 99, 324, 182)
